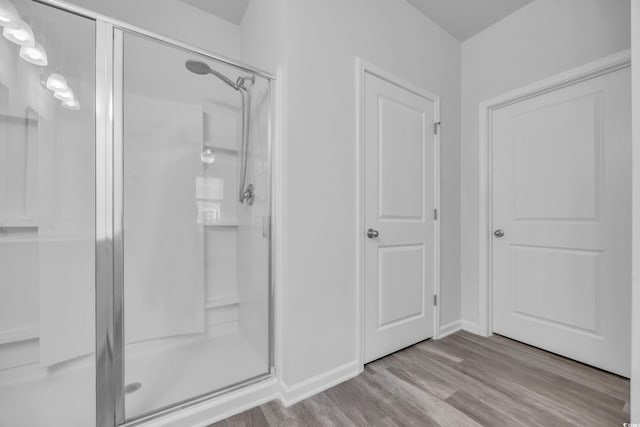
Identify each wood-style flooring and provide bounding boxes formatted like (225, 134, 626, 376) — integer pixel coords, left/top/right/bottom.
(211, 331, 630, 427)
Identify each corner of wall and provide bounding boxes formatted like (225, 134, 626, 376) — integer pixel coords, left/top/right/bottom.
(276, 360, 361, 407)
(438, 319, 480, 338)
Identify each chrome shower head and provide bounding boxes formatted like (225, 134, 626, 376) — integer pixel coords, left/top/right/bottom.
(185, 59, 241, 91)
(185, 59, 212, 75)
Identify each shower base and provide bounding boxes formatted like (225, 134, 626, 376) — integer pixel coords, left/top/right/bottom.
(0, 331, 266, 427)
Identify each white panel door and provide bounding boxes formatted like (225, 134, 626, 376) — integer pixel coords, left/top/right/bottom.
(363, 71, 436, 363)
(492, 67, 631, 376)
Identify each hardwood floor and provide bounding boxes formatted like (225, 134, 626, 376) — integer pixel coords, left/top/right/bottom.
(211, 331, 630, 427)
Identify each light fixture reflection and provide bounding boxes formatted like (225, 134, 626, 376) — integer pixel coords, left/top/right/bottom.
(200, 147, 216, 164)
(54, 88, 74, 101)
(0, 0, 19, 28)
(62, 97, 80, 110)
(45, 73, 68, 91)
(2, 19, 34, 46)
(19, 42, 47, 66)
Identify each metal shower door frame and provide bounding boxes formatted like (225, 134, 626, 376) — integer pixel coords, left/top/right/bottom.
(31, 1, 277, 426)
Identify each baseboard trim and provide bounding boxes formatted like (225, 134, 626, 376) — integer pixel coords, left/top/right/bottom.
(461, 320, 480, 335)
(438, 320, 483, 338)
(438, 320, 462, 338)
(278, 360, 361, 407)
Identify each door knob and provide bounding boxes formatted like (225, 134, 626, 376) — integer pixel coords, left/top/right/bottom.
(494, 229, 505, 238)
(367, 228, 379, 239)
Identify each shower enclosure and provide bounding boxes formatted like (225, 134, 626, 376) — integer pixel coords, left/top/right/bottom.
(0, 0, 274, 426)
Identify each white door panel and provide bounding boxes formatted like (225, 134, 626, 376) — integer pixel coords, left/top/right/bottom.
(492, 67, 631, 376)
(377, 244, 425, 328)
(363, 72, 436, 363)
(378, 96, 425, 220)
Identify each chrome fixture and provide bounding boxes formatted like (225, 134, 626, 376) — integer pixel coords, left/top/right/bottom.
(124, 382, 142, 394)
(242, 184, 254, 206)
(494, 229, 505, 238)
(367, 228, 379, 239)
(185, 59, 247, 91)
(185, 59, 256, 205)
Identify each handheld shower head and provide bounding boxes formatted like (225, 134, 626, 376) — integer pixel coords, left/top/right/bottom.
(185, 59, 241, 91)
(185, 59, 256, 205)
(185, 59, 212, 75)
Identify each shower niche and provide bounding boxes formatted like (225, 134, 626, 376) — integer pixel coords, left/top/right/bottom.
(201, 103, 244, 336)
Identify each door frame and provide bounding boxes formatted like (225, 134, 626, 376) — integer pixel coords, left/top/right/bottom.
(355, 58, 441, 368)
(477, 49, 631, 337)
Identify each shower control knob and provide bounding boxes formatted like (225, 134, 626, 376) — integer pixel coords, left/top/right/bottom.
(367, 228, 379, 239)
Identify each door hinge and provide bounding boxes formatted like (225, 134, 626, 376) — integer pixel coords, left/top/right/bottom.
(433, 209, 438, 220)
(433, 121, 441, 135)
(433, 295, 438, 306)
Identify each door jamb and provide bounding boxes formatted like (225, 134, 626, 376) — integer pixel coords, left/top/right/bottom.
(356, 58, 441, 369)
(477, 49, 631, 337)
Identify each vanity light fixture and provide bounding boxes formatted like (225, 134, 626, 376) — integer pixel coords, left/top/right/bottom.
(53, 87, 74, 101)
(61, 97, 80, 110)
(45, 73, 68, 91)
(19, 41, 47, 66)
(3, 19, 34, 46)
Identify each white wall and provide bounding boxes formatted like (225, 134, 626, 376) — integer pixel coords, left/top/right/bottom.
(460, 0, 631, 327)
(240, 0, 287, 73)
(274, 0, 461, 387)
(631, 0, 640, 421)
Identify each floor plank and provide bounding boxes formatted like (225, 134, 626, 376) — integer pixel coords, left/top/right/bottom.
(209, 332, 630, 427)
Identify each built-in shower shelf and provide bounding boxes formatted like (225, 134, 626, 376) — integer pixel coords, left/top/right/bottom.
(203, 222, 239, 228)
(0, 113, 37, 124)
(205, 296, 239, 309)
(0, 219, 38, 229)
(203, 144, 238, 155)
(0, 326, 38, 345)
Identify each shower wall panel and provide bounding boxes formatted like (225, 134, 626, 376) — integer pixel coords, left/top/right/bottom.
(124, 94, 205, 344)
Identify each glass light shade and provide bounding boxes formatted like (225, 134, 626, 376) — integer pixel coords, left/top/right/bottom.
(2, 19, 34, 45)
(45, 73, 68, 92)
(54, 88, 74, 101)
(62, 97, 80, 110)
(19, 42, 47, 66)
(0, 0, 19, 28)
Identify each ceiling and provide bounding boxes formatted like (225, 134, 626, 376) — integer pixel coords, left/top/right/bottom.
(178, 0, 533, 41)
(405, 0, 534, 41)
(180, 0, 250, 25)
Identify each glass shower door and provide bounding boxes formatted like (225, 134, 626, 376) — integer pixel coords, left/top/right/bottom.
(119, 30, 272, 421)
(0, 1, 97, 426)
